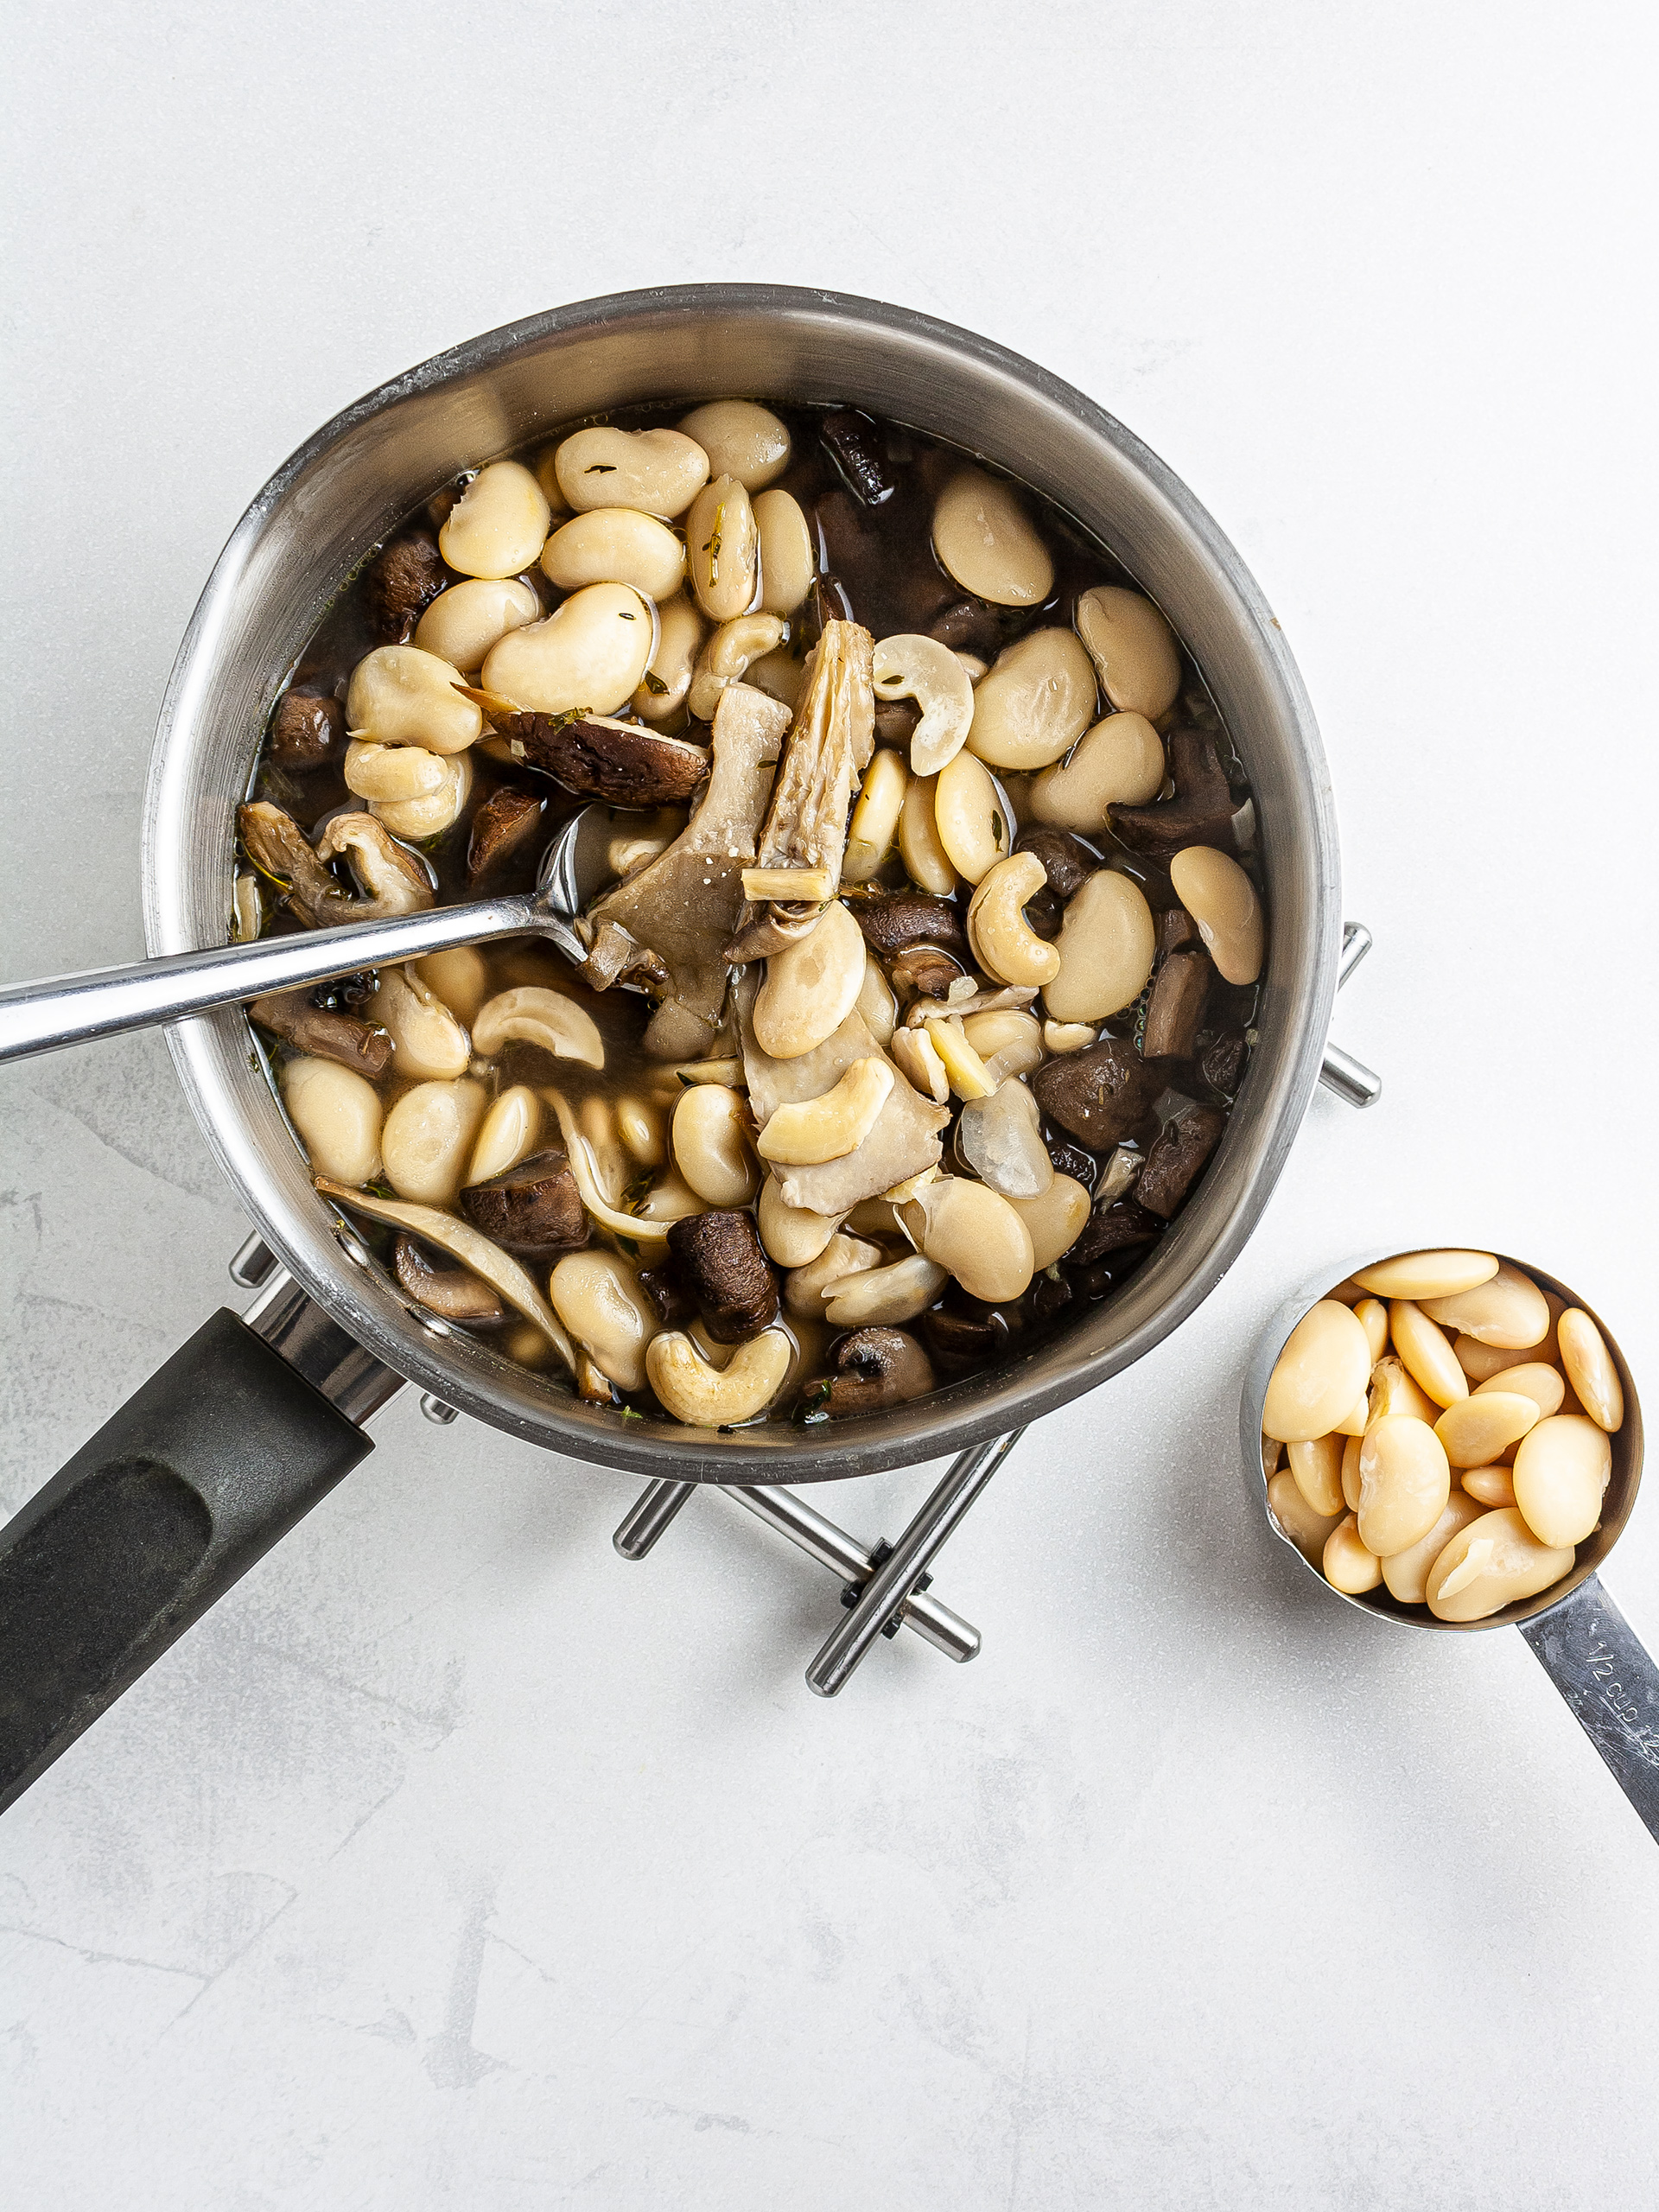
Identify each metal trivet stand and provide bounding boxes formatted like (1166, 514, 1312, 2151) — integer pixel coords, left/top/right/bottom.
(613, 922, 1381, 1695)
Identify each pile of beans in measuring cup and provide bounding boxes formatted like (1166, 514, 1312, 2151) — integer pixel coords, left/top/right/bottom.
(1262, 1249, 1625, 1619)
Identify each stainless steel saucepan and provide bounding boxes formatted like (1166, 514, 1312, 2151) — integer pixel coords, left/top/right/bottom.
(0, 284, 1364, 1810)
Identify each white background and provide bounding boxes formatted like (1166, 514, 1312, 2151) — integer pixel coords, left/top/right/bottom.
(3, 3, 1657, 2204)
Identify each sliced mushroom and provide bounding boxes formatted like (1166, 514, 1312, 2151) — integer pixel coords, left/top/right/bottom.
(248, 989, 392, 1078)
(849, 892, 969, 960)
(467, 787, 544, 882)
(315, 814, 435, 918)
(1067, 1197, 1163, 1266)
(1032, 1039, 1163, 1147)
(365, 531, 448, 643)
(393, 1232, 509, 1325)
(822, 1326, 936, 1415)
(506, 712, 710, 809)
(1135, 1105, 1226, 1218)
(666, 1209, 779, 1343)
(313, 1178, 574, 1370)
(639, 1255, 697, 1327)
(887, 945, 966, 1001)
(820, 410, 897, 505)
(459, 1147, 588, 1255)
(920, 1298, 1013, 1374)
(238, 801, 356, 926)
(1044, 1134, 1099, 1189)
(1014, 825, 1096, 903)
(1109, 728, 1238, 858)
(269, 690, 345, 771)
(1158, 904, 1202, 955)
(1201, 1032, 1249, 1096)
(1141, 948, 1213, 1060)
(588, 683, 793, 1047)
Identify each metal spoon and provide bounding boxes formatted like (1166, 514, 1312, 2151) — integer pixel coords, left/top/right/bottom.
(0, 805, 619, 1065)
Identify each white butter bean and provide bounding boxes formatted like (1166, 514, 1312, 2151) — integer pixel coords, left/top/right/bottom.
(685, 474, 759, 622)
(1262, 1300, 1374, 1443)
(282, 1056, 383, 1185)
(381, 1078, 488, 1205)
(467, 1084, 541, 1185)
(932, 467, 1054, 607)
(753, 899, 867, 1059)
(1287, 1433, 1346, 1518)
(758, 1176, 843, 1268)
(963, 1008, 1044, 1082)
(615, 1095, 666, 1168)
(1367, 1355, 1440, 1428)
(555, 427, 709, 518)
(1168, 846, 1263, 986)
(1074, 586, 1182, 720)
(1381, 1491, 1486, 1605)
(415, 946, 490, 1024)
(1389, 1300, 1469, 1408)
(677, 401, 791, 491)
(753, 488, 814, 614)
(344, 739, 448, 803)
(1042, 1020, 1095, 1054)
(1462, 1465, 1518, 1509)
(1354, 1297, 1390, 1363)
(1030, 713, 1166, 830)
(1357, 1415, 1452, 1555)
(901, 1177, 1034, 1304)
(1557, 1309, 1624, 1432)
(672, 1081, 759, 1206)
(873, 633, 976, 777)
(1476, 1363, 1565, 1419)
(1434, 1390, 1541, 1469)
(370, 750, 472, 839)
(1341, 1433, 1363, 1511)
(1044, 869, 1157, 1023)
(439, 461, 550, 580)
(1427, 1508, 1575, 1622)
(968, 853, 1062, 988)
(1421, 1262, 1549, 1349)
(372, 965, 471, 1080)
(785, 1233, 881, 1319)
(542, 508, 685, 602)
(899, 771, 959, 893)
(823, 1254, 950, 1329)
(965, 630, 1097, 771)
(633, 594, 705, 720)
(1007, 1173, 1091, 1268)
(481, 582, 653, 715)
(550, 1251, 658, 1393)
(1268, 1470, 1344, 1563)
(856, 954, 897, 1048)
(1352, 1249, 1499, 1300)
(415, 577, 541, 672)
(1324, 1514, 1383, 1594)
(842, 747, 911, 881)
(346, 645, 482, 754)
(933, 751, 1012, 885)
(1511, 1414, 1611, 1548)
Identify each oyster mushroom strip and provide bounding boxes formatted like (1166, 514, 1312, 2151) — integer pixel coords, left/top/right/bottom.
(541, 1089, 673, 1246)
(248, 989, 392, 1077)
(585, 683, 792, 1048)
(726, 619, 876, 950)
(238, 802, 434, 926)
(312, 1179, 575, 1371)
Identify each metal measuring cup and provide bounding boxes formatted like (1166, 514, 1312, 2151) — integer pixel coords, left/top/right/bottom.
(1240, 1250, 1657, 1842)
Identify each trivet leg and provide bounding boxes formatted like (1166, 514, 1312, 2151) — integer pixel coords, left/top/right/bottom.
(613, 1478, 696, 1559)
(805, 1430, 1023, 1697)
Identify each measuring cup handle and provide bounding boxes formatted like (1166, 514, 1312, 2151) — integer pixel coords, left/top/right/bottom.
(1519, 1573, 1659, 1844)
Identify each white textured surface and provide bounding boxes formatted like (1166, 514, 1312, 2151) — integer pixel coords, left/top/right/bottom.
(3, 3, 1657, 2203)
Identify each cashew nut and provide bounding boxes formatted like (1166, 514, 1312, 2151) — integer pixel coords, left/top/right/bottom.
(471, 987, 604, 1067)
(467, 1084, 542, 1185)
(371, 964, 471, 1079)
(966, 853, 1063, 988)
(758, 1175, 845, 1267)
(671, 1081, 759, 1206)
(889, 1023, 949, 1104)
(785, 1233, 883, 1318)
(753, 899, 867, 1059)
(823, 1255, 949, 1328)
(646, 1326, 793, 1427)
(438, 460, 551, 580)
(842, 748, 910, 882)
(686, 612, 787, 721)
(872, 633, 976, 776)
(346, 645, 483, 755)
(757, 1058, 894, 1166)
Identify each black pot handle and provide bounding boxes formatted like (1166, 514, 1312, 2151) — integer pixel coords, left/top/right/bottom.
(0, 1295, 397, 1814)
(1519, 1573, 1659, 1844)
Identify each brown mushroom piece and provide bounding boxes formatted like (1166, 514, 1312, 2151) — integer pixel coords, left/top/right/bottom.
(1044, 1134, 1098, 1188)
(1135, 1106, 1227, 1219)
(667, 1209, 779, 1343)
(851, 893, 969, 961)
(1141, 948, 1213, 1061)
(1032, 1039, 1163, 1148)
(928, 597, 1004, 659)
(821, 410, 897, 506)
(1014, 826, 1096, 904)
(467, 786, 545, 883)
(269, 690, 345, 771)
(238, 801, 357, 927)
(1109, 727, 1238, 859)
(887, 944, 966, 1001)
(365, 531, 447, 643)
(920, 1298, 1012, 1376)
(1158, 905, 1202, 956)
(639, 1255, 696, 1328)
(393, 1233, 509, 1326)
(459, 1148, 588, 1255)
(248, 988, 392, 1078)
(1201, 1032, 1249, 1096)
(874, 697, 921, 750)
(507, 713, 710, 809)
(823, 1326, 936, 1415)
(1068, 1197, 1163, 1267)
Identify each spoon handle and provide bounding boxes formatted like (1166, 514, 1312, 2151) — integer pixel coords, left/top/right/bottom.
(1520, 1572, 1659, 1844)
(0, 893, 537, 1065)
